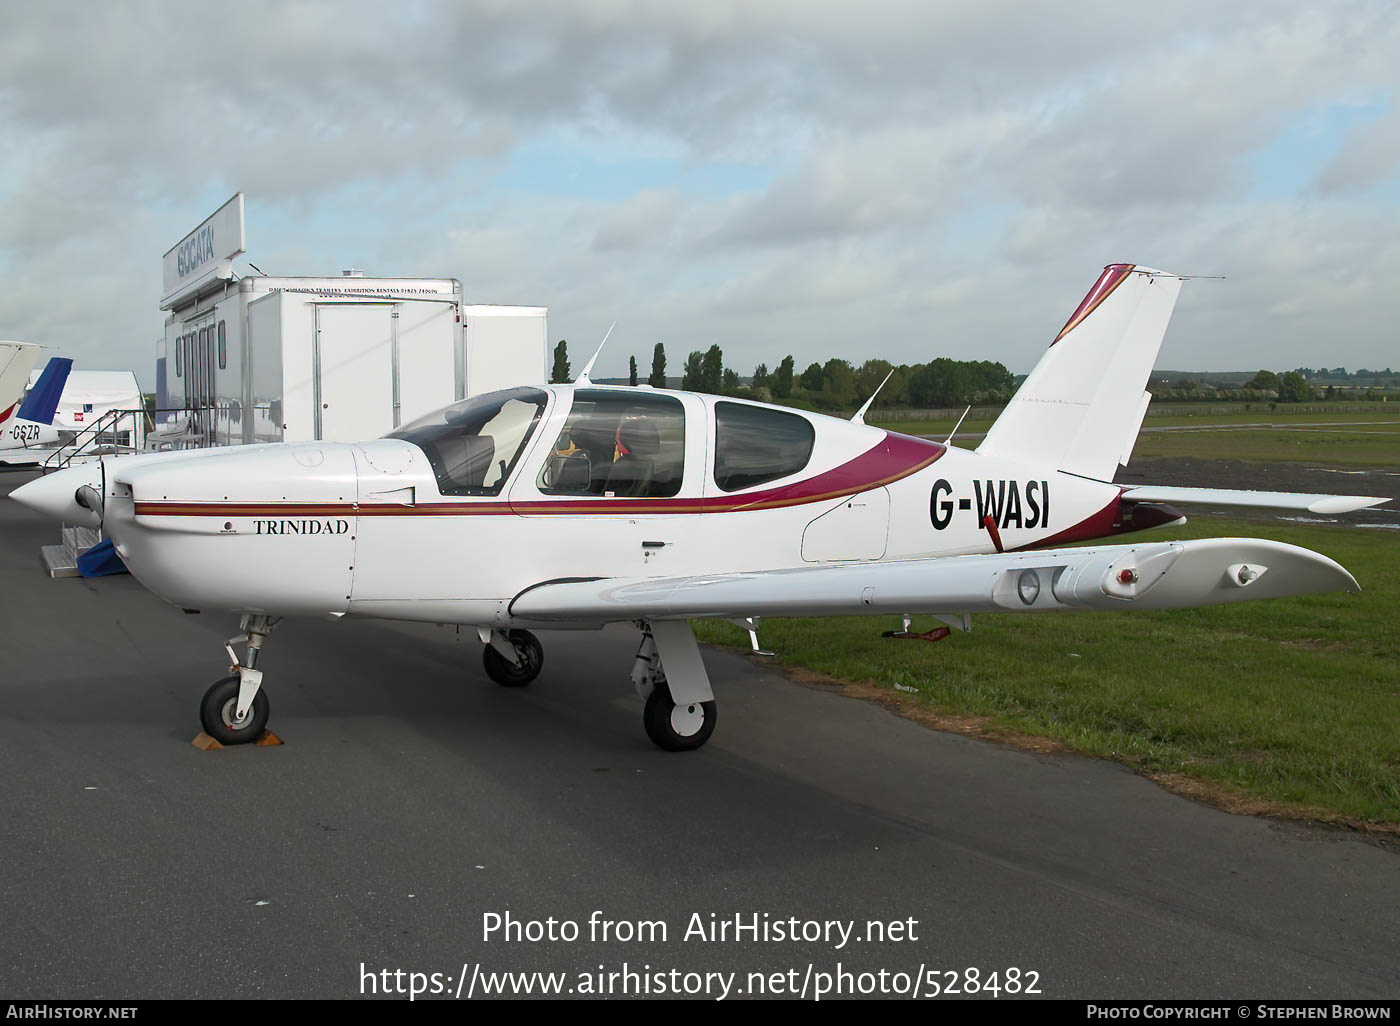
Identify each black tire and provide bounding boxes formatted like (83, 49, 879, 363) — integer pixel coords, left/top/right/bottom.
(643, 682, 716, 752)
(199, 676, 270, 745)
(482, 630, 544, 687)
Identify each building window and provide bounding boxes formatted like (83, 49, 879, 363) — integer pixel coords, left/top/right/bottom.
(217, 321, 227, 369)
(175, 336, 183, 377)
(713, 401, 815, 491)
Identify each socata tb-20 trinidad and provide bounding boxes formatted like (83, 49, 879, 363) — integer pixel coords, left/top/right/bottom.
(13, 265, 1388, 751)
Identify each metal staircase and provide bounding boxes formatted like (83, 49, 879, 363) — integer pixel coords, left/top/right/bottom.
(40, 525, 102, 579)
(42, 407, 151, 471)
(36, 406, 161, 578)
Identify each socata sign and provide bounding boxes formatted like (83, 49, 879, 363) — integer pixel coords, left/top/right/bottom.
(161, 193, 245, 305)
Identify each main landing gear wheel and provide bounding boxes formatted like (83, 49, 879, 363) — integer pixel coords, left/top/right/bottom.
(200, 676, 270, 745)
(482, 629, 544, 687)
(643, 682, 716, 752)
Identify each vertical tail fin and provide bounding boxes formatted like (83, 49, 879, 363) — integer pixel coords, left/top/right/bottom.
(0, 342, 42, 425)
(977, 264, 1184, 481)
(18, 357, 73, 426)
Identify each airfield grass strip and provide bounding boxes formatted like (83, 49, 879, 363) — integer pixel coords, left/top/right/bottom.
(1127, 429, 1400, 467)
(872, 406, 1400, 447)
(693, 517, 1400, 827)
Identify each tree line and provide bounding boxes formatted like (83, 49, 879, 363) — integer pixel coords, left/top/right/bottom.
(550, 340, 1015, 410)
(548, 342, 1392, 410)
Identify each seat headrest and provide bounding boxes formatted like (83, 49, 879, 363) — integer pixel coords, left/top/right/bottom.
(619, 416, 661, 456)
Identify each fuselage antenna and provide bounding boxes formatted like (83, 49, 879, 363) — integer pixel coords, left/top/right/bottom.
(575, 322, 616, 385)
(850, 369, 895, 425)
(944, 405, 972, 446)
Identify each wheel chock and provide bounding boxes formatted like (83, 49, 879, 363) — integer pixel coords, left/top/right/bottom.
(191, 730, 284, 750)
(881, 626, 951, 643)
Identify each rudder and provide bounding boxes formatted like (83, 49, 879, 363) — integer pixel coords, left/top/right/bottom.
(18, 357, 73, 426)
(978, 264, 1184, 481)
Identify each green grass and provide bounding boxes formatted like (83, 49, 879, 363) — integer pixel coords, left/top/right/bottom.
(872, 405, 1400, 442)
(871, 417, 995, 439)
(695, 517, 1400, 825)
(870, 407, 1400, 465)
(1128, 428, 1400, 467)
(1140, 407, 1400, 427)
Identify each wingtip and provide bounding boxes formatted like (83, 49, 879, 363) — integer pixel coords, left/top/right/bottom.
(1305, 496, 1392, 515)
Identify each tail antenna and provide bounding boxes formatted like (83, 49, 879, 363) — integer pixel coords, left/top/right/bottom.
(944, 406, 972, 445)
(575, 322, 616, 385)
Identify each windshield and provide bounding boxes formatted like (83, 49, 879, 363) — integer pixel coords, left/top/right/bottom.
(388, 387, 548, 495)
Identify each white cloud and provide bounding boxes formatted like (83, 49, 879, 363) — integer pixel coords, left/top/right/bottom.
(0, 0, 1396, 380)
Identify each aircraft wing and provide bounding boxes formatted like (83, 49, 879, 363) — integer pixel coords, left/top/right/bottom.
(509, 537, 1358, 625)
(1120, 485, 1389, 515)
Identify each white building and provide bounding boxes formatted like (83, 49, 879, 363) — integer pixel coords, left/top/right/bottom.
(156, 194, 548, 447)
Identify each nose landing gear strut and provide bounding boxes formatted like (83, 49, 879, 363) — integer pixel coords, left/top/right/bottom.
(198, 614, 281, 745)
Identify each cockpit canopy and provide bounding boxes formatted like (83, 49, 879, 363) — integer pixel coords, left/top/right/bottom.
(388, 385, 821, 500)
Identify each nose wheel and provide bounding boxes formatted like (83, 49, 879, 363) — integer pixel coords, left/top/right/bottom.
(200, 676, 270, 745)
(198, 614, 279, 745)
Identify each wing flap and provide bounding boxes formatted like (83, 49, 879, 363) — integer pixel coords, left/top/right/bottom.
(1121, 485, 1389, 515)
(509, 538, 1359, 624)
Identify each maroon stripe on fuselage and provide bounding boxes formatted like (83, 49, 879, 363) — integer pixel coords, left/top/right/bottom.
(1051, 263, 1134, 345)
(1013, 494, 1122, 550)
(0, 403, 15, 426)
(133, 431, 946, 519)
(1012, 489, 1185, 551)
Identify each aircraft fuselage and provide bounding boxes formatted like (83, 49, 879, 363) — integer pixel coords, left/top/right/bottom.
(29, 385, 1177, 625)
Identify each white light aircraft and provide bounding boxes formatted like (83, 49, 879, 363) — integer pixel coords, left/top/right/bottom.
(0, 356, 74, 465)
(12, 265, 1390, 751)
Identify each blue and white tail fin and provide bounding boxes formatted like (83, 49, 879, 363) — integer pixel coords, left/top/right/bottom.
(0, 342, 43, 425)
(978, 264, 1183, 481)
(18, 357, 73, 426)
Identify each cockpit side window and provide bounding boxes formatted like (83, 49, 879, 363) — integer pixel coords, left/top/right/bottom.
(388, 387, 547, 496)
(713, 401, 816, 491)
(537, 390, 685, 498)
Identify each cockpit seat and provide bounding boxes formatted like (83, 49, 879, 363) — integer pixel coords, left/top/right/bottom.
(436, 433, 496, 490)
(604, 418, 660, 497)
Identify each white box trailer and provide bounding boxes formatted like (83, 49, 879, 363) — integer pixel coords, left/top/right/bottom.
(155, 195, 548, 448)
(158, 275, 548, 447)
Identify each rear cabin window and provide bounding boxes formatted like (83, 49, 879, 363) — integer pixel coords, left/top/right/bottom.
(713, 401, 815, 491)
(537, 390, 685, 498)
(388, 387, 547, 496)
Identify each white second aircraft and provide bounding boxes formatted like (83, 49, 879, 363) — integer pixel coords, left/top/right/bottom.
(0, 341, 42, 428)
(0, 356, 74, 465)
(13, 265, 1389, 750)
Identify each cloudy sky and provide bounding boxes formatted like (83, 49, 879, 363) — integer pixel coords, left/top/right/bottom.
(2, 0, 1398, 385)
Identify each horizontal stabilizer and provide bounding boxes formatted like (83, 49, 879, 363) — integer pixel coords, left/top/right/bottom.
(17, 357, 73, 426)
(1121, 485, 1389, 515)
(509, 537, 1358, 625)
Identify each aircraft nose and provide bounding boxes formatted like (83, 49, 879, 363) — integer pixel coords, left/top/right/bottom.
(9, 465, 102, 527)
